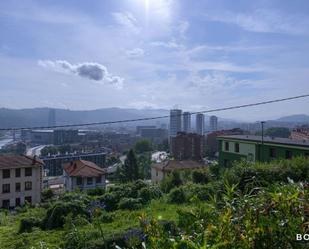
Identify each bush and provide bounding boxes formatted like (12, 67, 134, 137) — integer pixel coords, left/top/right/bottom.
(118, 198, 143, 210)
(160, 171, 183, 193)
(168, 187, 186, 204)
(19, 217, 41, 233)
(41, 188, 54, 202)
(191, 169, 210, 184)
(138, 186, 163, 204)
(99, 212, 114, 223)
(87, 187, 105, 196)
(42, 201, 89, 229)
(225, 157, 309, 193)
(101, 192, 122, 211)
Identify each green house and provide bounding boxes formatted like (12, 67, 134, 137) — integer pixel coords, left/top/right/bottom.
(217, 135, 309, 167)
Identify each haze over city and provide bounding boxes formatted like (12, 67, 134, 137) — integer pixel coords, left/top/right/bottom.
(1, 0, 309, 121)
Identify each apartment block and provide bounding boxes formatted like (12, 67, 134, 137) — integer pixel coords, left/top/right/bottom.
(0, 155, 43, 208)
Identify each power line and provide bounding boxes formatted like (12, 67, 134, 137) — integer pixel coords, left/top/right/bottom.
(1, 94, 309, 131)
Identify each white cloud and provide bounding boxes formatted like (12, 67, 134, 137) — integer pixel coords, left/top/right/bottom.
(150, 40, 185, 50)
(125, 48, 145, 58)
(112, 12, 139, 33)
(205, 9, 309, 35)
(178, 20, 189, 38)
(38, 60, 124, 88)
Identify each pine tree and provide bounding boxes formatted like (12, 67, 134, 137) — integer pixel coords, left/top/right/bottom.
(123, 149, 139, 181)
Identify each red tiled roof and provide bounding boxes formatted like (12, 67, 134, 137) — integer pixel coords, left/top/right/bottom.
(63, 159, 106, 177)
(152, 160, 206, 172)
(0, 154, 44, 169)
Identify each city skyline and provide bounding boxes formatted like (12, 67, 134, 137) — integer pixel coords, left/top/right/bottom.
(0, 0, 309, 121)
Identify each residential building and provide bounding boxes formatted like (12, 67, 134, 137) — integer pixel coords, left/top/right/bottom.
(205, 128, 244, 156)
(183, 112, 191, 133)
(196, 113, 205, 135)
(41, 151, 106, 176)
(140, 128, 168, 144)
(0, 154, 43, 208)
(169, 109, 182, 138)
(170, 132, 204, 160)
(63, 159, 106, 191)
(151, 160, 206, 183)
(210, 115, 218, 131)
(136, 126, 156, 135)
(30, 130, 54, 145)
(218, 135, 309, 167)
(290, 126, 309, 140)
(53, 129, 79, 145)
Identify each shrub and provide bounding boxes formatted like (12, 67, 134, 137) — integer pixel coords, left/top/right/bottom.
(87, 187, 105, 196)
(19, 217, 41, 233)
(100, 192, 122, 211)
(118, 198, 143, 210)
(42, 201, 89, 229)
(160, 171, 183, 193)
(99, 212, 114, 223)
(41, 188, 54, 202)
(138, 186, 163, 203)
(168, 187, 186, 204)
(191, 169, 210, 184)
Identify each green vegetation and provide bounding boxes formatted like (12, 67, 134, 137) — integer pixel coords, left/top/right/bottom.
(0, 157, 308, 248)
(256, 127, 291, 138)
(134, 139, 153, 154)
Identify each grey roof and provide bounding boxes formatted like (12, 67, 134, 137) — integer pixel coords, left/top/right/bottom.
(218, 135, 309, 148)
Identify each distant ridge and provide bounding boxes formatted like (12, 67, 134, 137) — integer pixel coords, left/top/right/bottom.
(0, 107, 169, 129)
(275, 114, 309, 123)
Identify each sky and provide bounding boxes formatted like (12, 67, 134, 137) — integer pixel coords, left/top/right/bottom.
(0, 0, 309, 121)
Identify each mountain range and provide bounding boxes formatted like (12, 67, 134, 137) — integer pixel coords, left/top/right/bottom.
(0, 108, 308, 130)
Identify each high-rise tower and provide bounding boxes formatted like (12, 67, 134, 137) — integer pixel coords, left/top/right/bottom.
(169, 109, 182, 138)
(196, 113, 205, 135)
(183, 112, 191, 133)
(210, 115, 218, 131)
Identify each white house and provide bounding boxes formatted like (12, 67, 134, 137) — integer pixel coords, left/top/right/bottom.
(0, 154, 43, 208)
(63, 159, 106, 191)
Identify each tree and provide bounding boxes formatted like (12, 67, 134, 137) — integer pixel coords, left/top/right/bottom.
(256, 127, 291, 138)
(137, 153, 151, 179)
(135, 139, 153, 154)
(122, 149, 139, 182)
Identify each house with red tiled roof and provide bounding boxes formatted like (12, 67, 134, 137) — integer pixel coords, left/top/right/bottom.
(0, 154, 43, 208)
(63, 159, 106, 191)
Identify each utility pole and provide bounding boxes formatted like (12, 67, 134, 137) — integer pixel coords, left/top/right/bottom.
(261, 121, 266, 162)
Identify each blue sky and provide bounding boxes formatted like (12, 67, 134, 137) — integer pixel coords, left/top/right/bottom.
(0, 0, 309, 121)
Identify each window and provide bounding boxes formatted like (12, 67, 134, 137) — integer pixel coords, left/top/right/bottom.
(25, 168, 32, 177)
(2, 169, 10, 179)
(76, 177, 82, 185)
(269, 148, 276, 158)
(25, 181, 32, 191)
(156, 170, 159, 177)
(224, 159, 229, 167)
(25, 196, 32, 204)
(96, 176, 101, 184)
(15, 168, 21, 178)
(2, 200, 10, 208)
(2, 184, 10, 193)
(15, 198, 21, 207)
(15, 182, 21, 192)
(305, 153, 309, 157)
(234, 143, 239, 153)
(87, 177, 93, 185)
(285, 150, 292, 159)
(224, 142, 229, 151)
